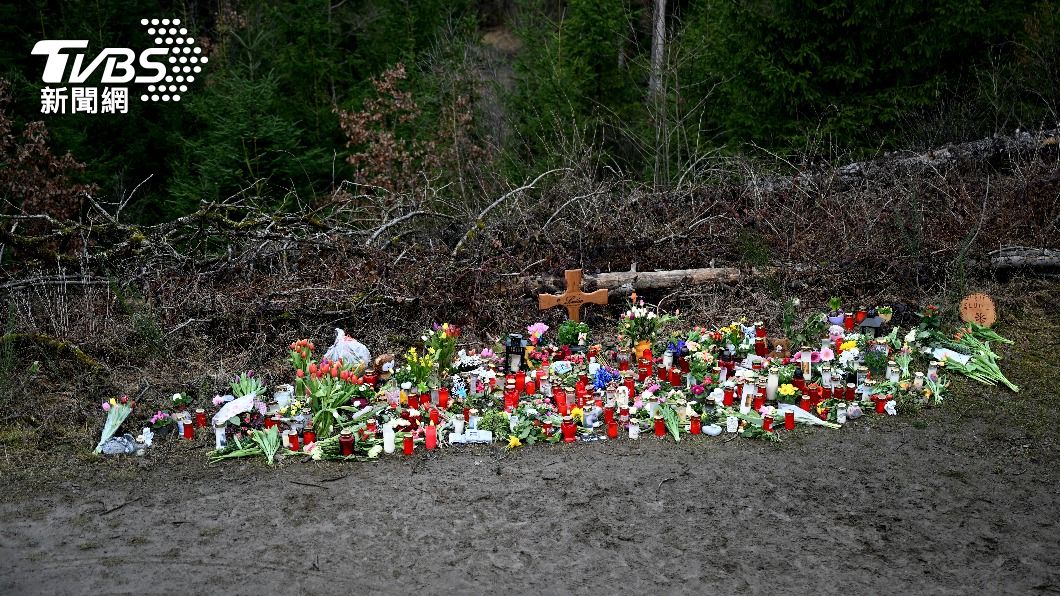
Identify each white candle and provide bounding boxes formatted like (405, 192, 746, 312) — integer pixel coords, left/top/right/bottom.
(766, 367, 779, 402)
(382, 424, 395, 454)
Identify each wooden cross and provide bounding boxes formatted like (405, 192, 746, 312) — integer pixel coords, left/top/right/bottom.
(538, 269, 608, 322)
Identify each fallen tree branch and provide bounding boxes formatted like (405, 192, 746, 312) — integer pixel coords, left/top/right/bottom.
(0, 333, 102, 370)
(451, 168, 570, 256)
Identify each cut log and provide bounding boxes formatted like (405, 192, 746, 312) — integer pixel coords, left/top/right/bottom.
(535, 264, 779, 291)
(989, 247, 1060, 269)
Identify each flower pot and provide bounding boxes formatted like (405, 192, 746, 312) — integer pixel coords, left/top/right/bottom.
(826, 313, 845, 326)
(634, 340, 652, 360)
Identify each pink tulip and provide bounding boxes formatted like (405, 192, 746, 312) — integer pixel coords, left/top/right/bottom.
(101, 401, 111, 412)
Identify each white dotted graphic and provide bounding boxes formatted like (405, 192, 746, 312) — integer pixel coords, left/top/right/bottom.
(139, 17, 206, 103)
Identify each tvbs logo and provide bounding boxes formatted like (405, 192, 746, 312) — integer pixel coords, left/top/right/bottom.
(31, 18, 207, 114)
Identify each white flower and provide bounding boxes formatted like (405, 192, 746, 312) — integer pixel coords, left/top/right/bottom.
(792, 298, 801, 307)
(367, 445, 383, 458)
(904, 329, 916, 344)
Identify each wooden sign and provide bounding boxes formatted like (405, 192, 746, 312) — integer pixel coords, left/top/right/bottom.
(538, 269, 608, 322)
(959, 293, 997, 328)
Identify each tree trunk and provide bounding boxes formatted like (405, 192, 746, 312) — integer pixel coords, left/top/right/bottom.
(649, 0, 667, 187)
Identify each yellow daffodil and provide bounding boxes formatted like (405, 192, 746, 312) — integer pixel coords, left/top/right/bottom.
(778, 383, 796, 396)
(507, 435, 522, 449)
(840, 340, 857, 351)
(571, 406, 584, 425)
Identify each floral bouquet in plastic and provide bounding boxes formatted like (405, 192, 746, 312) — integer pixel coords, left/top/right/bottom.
(94, 395, 135, 454)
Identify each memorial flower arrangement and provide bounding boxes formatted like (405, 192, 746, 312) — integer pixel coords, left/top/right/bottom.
(108, 293, 1019, 463)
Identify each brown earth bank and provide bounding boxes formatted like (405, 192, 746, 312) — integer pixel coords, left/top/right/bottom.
(1, 384, 1058, 595)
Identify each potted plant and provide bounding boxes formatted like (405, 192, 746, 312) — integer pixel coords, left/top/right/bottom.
(877, 305, 893, 323)
(556, 320, 589, 352)
(171, 392, 190, 412)
(150, 410, 175, 438)
(826, 297, 845, 326)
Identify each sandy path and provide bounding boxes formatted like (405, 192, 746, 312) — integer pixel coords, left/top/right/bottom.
(2, 406, 1057, 595)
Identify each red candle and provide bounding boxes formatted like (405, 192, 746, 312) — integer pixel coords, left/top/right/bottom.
(429, 408, 440, 426)
(525, 380, 536, 396)
(425, 425, 437, 450)
(555, 390, 568, 416)
(403, 435, 414, 455)
(619, 407, 630, 419)
(690, 417, 702, 435)
(843, 312, 855, 332)
(624, 377, 635, 401)
(657, 365, 666, 381)
(339, 430, 354, 456)
(654, 416, 666, 438)
(845, 383, 856, 402)
(762, 416, 773, 432)
(604, 407, 615, 424)
(723, 387, 734, 407)
(606, 420, 619, 439)
(367, 419, 378, 435)
(755, 323, 767, 338)
(463, 407, 470, 423)
(194, 408, 206, 429)
(303, 429, 316, 445)
(618, 358, 630, 372)
(182, 421, 194, 440)
(543, 421, 553, 437)
(264, 416, 275, 429)
(364, 371, 378, 388)
(875, 397, 887, 414)
(679, 358, 690, 374)
(668, 368, 681, 386)
(407, 393, 419, 410)
(856, 308, 867, 324)
(289, 431, 301, 452)
(752, 395, 765, 411)
(515, 371, 526, 393)
(784, 411, 795, 430)
(438, 388, 449, 409)
(799, 395, 811, 412)
(754, 338, 767, 357)
(562, 416, 576, 443)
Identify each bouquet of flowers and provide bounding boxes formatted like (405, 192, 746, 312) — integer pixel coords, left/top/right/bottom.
(617, 299, 677, 347)
(424, 323, 460, 375)
(526, 322, 549, 345)
(403, 346, 435, 390)
(231, 371, 266, 399)
(94, 396, 135, 453)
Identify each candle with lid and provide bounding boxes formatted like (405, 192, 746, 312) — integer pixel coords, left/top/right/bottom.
(382, 423, 396, 454)
(339, 429, 354, 456)
(766, 367, 780, 402)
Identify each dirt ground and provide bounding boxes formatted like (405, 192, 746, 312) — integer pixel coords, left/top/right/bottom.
(1, 394, 1058, 594)
(2, 291, 1059, 595)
